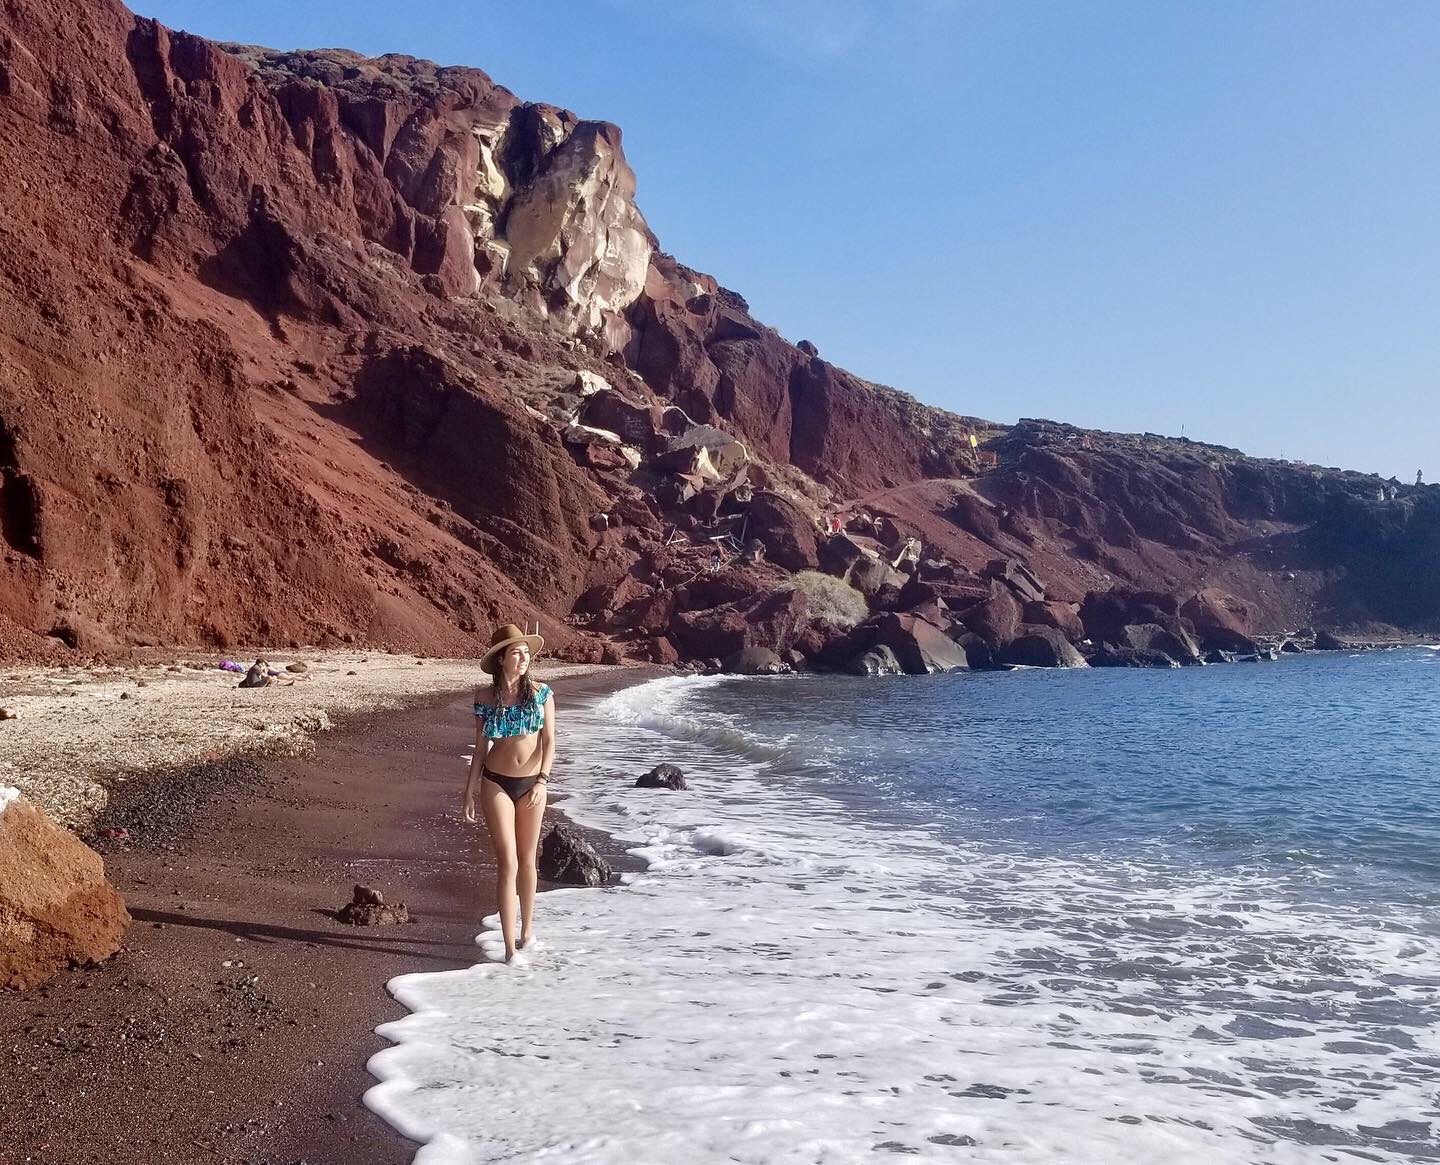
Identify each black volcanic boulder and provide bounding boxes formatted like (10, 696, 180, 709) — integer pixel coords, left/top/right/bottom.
(747, 492, 820, 571)
(1089, 646, 1180, 668)
(1080, 587, 1180, 644)
(896, 578, 945, 612)
(636, 764, 687, 790)
(982, 558, 1045, 603)
(1085, 590, 1150, 630)
(874, 515, 906, 550)
(953, 630, 1002, 670)
(1121, 622, 1202, 664)
(674, 569, 766, 612)
(920, 578, 992, 610)
(870, 580, 904, 612)
(1000, 626, 1089, 668)
(1197, 627, 1259, 654)
(851, 557, 906, 600)
(864, 612, 968, 675)
(819, 533, 868, 579)
(539, 825, 611, 886)
(724, 646, 787, 675)
(1313, 629, 1348, 650)
(846, 644, 903, 676)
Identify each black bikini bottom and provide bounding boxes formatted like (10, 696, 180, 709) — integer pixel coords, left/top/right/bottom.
(483, 766, 539, 803)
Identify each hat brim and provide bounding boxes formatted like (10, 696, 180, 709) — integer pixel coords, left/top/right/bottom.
(479, 634, 545, 669)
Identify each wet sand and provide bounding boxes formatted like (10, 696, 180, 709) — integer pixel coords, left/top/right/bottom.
(0, 667, 649, 1165)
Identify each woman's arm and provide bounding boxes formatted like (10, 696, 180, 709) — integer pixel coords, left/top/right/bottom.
(525, 694, 556, 809)
(539, 692, 557, 777)
(464, 721, 488, 822)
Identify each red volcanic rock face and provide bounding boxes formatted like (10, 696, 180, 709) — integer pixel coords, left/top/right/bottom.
(1000, 626, 1089, 669)
(350, 345, 604, 611)
(960, 584, 1023, 650)
(1181, 588, 1258, 649)
(0, 0, 651, 657)
(626, 255, 978, 497)
(1, 0, 1438, 667)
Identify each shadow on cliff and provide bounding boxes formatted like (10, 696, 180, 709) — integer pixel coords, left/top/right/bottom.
(195, 191, 356, 336)
(1306, 492, 1440, 628)
(309, 346, 604, 613)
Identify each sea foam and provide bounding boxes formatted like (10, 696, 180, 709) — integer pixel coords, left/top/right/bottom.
(366, 675, 1440, 1163)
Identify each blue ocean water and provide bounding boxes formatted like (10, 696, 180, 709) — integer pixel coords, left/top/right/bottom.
(710, 647, 1440, 902)
(368, 649, 1440, 1164)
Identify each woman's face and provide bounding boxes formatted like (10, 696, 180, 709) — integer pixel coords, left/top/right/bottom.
(501, 642, 530, 681)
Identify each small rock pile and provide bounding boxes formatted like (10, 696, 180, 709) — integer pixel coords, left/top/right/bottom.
(336, 884, 409, 926)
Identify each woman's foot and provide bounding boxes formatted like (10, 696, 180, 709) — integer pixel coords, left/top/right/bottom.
(518, 931, 538, 950)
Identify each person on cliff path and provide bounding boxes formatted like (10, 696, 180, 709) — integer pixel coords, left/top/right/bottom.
(464, 622, 557, 963)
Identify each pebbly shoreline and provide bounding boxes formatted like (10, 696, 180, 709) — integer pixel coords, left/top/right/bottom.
(0, 651, 609, 830)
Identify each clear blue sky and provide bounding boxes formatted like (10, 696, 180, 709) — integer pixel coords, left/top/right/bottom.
(137, 0, 1440, 481)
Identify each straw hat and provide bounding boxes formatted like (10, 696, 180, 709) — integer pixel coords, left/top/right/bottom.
(480, 622, 544, 670)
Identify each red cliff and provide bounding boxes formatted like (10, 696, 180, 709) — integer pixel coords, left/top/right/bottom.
(1, 0, 1436, 667)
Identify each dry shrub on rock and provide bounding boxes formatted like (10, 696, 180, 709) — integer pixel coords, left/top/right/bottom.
(779, 571, 868, 630)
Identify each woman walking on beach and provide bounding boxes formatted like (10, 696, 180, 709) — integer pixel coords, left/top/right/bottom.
(463, 623, 556, 962)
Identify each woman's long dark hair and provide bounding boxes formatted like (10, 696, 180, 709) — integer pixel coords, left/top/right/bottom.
(486, 650, 538, 708)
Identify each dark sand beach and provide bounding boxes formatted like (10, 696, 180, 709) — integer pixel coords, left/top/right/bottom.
(0, 667, 645, 1165)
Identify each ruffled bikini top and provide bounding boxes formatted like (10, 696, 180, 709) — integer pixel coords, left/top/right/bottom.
(474, 683, 551, 739)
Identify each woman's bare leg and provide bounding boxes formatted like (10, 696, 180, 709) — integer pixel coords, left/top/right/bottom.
(479, 779, 520, 960)
(515, 787, 548, 947)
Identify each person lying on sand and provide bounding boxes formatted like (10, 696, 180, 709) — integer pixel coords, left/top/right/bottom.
(464, 623, 557, 964)
(236, 659, 303, 689)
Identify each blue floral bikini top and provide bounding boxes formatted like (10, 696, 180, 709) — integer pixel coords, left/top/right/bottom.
(474, 684, 551, 739)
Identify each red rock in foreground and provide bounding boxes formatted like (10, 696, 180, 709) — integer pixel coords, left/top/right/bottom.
(0, 791, 132, 991)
